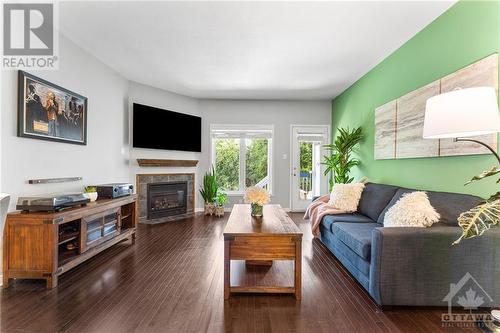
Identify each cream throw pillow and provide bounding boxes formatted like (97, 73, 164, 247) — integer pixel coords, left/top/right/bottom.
(328, 183, 365, 212)
(384, 191, 440, 227)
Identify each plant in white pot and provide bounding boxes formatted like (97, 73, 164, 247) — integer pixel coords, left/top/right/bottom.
(84, 186, 98, 202)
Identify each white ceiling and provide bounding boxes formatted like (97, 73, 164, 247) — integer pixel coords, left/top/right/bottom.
(60, 1, 455, 100)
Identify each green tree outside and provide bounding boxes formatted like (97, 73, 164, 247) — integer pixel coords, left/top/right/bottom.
(300, 142, 313, 173)
(246, 139, 268, 187)
(215, 139, 239, 191)
(215, 138, 270, 191)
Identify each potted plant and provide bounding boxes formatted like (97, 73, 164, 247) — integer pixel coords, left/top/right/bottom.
(200, 166, 218, 215)
(83, 186, 98, 202)
(215, 192, 227, 217)
(244, 187, 270, 218)
(322, 127, 363, 190)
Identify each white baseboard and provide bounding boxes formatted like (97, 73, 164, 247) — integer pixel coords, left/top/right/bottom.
(196, 207, 232, 212)
(197, 206, 295, 213)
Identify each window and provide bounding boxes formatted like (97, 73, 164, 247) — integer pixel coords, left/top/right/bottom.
(211, 125, 273, 194)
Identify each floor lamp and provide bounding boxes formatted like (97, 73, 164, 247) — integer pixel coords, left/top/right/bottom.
(423, 86, 500, 322)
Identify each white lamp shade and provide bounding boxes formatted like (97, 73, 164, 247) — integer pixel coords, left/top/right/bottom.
(423, 87, 500, 139)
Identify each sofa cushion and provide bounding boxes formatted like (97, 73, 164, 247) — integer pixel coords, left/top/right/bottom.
(319, 225, 371, 276)
(331, 222, 380, 260)
(378, 188, 484, 226)
(321, 213, 374, 233)
(328, 182, 365, 212)
(357, 183, 399, 221)
(383, 191, 441, 227)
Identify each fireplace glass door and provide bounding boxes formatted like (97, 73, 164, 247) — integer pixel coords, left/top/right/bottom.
(147, 182, 188, 219)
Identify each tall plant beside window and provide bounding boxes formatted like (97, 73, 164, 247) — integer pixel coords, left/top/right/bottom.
(322, 127, 363, 189)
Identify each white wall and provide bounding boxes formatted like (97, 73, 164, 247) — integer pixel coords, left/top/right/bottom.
(0, 70, 3, 193)
(127, 81, 202, 208)
(0, 36, 331, 212)
(1, 35, 130, 210)
(198, 99, 331, 209)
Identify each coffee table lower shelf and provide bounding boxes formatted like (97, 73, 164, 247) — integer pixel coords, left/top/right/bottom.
(223, 238, 302, 300)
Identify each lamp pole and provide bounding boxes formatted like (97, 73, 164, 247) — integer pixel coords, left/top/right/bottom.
(454, 138, 500, 164)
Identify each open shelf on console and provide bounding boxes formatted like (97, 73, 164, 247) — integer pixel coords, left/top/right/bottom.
(58, 220, 81, 263)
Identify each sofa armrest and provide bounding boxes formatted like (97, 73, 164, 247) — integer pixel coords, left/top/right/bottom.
(369, 226, 500, 306)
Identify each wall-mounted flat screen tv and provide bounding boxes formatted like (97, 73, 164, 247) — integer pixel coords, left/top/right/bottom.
(133, 103, 201, 152)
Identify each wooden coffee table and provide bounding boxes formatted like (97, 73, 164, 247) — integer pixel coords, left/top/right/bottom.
(223, 204, 303, 299)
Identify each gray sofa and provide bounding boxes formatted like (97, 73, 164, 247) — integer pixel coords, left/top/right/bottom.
(318, 183, 500, 307)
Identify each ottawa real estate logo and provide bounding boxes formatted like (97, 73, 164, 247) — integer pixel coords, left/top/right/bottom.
(2, 1, 58, 70)
(442, 272, 495, 329)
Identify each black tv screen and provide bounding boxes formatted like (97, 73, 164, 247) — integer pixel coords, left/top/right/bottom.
(133, 103, 201, 152)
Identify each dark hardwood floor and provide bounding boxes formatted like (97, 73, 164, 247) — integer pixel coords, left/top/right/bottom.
(0, 212, 482, 333)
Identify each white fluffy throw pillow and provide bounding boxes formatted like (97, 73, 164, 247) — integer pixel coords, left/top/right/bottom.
(384, 191, 440, 227)
(328, 183, 365, 212)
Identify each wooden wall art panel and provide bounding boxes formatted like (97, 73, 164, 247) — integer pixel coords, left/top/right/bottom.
(374, 100, 397, 160)
(395, 81, 440, 159)
(374, 54, 498, 160)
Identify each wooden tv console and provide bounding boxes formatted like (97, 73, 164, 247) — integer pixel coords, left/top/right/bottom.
(3, 195, 137, 289)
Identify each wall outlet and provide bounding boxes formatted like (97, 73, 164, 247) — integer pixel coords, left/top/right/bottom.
(282, 154, 287, 160)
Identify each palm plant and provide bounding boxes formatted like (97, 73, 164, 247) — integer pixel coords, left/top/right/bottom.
(322, 127, 363, 190)
(199, 166, 218, 203)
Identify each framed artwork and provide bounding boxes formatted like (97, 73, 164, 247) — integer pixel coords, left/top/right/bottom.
(374, 53, 498, 160)
(18, 70, 87, 145)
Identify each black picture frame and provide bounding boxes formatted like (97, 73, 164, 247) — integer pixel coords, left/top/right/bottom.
(18, 70, 88, 145)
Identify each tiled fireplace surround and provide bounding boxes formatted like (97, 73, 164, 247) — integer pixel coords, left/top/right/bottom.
(136, 173, 195, 224)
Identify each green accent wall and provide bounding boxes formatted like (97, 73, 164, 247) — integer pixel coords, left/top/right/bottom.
(331, 1, 500, 199)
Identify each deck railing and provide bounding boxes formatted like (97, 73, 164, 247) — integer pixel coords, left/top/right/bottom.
(299, 171, 312, 193)
(255, 176, 269, 190)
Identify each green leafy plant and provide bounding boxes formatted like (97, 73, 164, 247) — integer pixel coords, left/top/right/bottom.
(215, 192, 227, 207)
(322, 127, 363, 189)
(454, 165, 500, 244)
(199, 166, 218, 203)
(464, 166, 500, 185)
(84, 186, 96, 193)
(453, 200, 500, 245)
(488, 191, 500, 202)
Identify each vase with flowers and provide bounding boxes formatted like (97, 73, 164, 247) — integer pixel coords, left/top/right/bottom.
(244, 187, 270, 217)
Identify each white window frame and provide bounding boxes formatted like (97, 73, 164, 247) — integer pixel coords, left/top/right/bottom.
(210, 124, 274, 195)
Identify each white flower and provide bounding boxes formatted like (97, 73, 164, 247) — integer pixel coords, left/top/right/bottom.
(244, 187, 270, 206)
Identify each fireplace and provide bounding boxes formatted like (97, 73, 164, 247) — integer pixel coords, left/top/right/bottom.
(137, 173, 195, 224)
(147, 181, 187, 220)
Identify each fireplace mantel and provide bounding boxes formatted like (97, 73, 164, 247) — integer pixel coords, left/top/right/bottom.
(137, 159, 198, 167)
